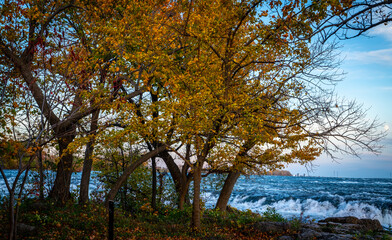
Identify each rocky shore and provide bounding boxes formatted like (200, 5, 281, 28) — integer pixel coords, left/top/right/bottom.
(253, 216, 391, 240)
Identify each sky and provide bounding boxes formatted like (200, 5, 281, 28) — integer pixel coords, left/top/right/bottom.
(285, 24, 392, 179)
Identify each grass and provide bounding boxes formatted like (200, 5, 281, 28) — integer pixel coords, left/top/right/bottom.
(0, 199, 299, 240)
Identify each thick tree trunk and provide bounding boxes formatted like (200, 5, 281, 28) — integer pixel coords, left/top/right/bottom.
(191, 162, 203, 230)
(215, 139, 254, 211)
(49, 135, 75, 204)
(215, 171, 241, 211)
(158, 150, 188, 208)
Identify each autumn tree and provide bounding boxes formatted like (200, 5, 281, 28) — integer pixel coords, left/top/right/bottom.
(1, 0, 389, 234)
(0, 0, 149, 205)
(84, 0, 386, 228)
(310, 0, 392, 43)
(0, 70, 51, 239)
(155, 0, 384, 228)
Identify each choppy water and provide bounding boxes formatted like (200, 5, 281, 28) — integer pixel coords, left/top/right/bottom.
(201, 175, 392, 227)
(1, 170, 391, 227)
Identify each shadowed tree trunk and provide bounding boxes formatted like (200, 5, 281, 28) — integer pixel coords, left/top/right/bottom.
(158, 149, 190, 209)
(178, 176, 192, 210)
(79, 140, 94, 204)
(191, 161, 203, 229)
(151, 156, 157, 209)
(49, 134, 75, 203)
(79, 109, 100, 204)
(37, 148, 44, 201)
(215, 171, 241, 211)
(215, 139, 255, 212)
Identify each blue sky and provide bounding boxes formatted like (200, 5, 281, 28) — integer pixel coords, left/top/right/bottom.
(286, 25, 392, 179)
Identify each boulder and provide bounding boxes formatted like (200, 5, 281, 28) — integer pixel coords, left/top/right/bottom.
(252, 217, 389, 239)
(17, 223, 36, 235)
(278, 236, 294, 240)
(252, 222, 291, 234)
(299, 228, 323, 239)
(358, 218, 384, 232)
(319, 216, 383, 232)
(319, 216, 360, 224)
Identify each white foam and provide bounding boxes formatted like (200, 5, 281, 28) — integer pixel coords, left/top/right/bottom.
(221, 195, 392, 227)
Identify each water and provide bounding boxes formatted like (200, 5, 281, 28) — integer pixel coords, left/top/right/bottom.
(201, 175, 392, 227)
(0, 170, 104, 199)
(1, 171, 391, 227)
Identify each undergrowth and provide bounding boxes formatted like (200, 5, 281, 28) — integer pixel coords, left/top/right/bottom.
(0, 198, 300, 240)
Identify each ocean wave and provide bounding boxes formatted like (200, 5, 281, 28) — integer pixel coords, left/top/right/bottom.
(221, 196, 392, 227)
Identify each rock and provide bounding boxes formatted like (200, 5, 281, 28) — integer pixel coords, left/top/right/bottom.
(358, 218, 384, 232)
(252, 217, 390, 240)
(318, 233, 354, 240)
(319, 216, 360, 224)
(30, 201, 47, 211)
(302, 223, 322, 231)
(253, 222, 291, 234)
(17, 223, 36, 234)
(278, 236, 294, 240)
(299, 228, 323, 239)
(319, 216, 383, 232)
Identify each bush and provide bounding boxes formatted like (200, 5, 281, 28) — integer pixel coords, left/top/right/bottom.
(261, 207, 286, 222)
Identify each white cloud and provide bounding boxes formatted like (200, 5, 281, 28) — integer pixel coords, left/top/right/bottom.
(369, 24, 392, 42)
(344, 48, 392, 65)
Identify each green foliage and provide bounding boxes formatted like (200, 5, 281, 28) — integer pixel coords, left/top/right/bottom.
(2, 199, 390, 240)
(288, 216, 303, 231)
(0, 200, 276, 239)
(261, 207, 286, 222)
(96, 157, 152, 211)
(94, 146, 176, 211)
(203, 207, 263, 228)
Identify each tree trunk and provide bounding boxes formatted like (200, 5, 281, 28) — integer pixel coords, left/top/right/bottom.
(49, 135, 75, 204)
(215, 171, 241, 211)
(191, 162, 203, 230)
(38, 149, 44, 201)
(158, 150, 187, 208)
(79, 140, 94, 204)
(7, 167, 30, 240)
(215, 139, 254, 211)
(8, 193, 15, 240)
(157, 171, 166, 205)
(178, 177, 191, 210)
(151, 157, 157, 209)
(79, 110, 100, 205)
